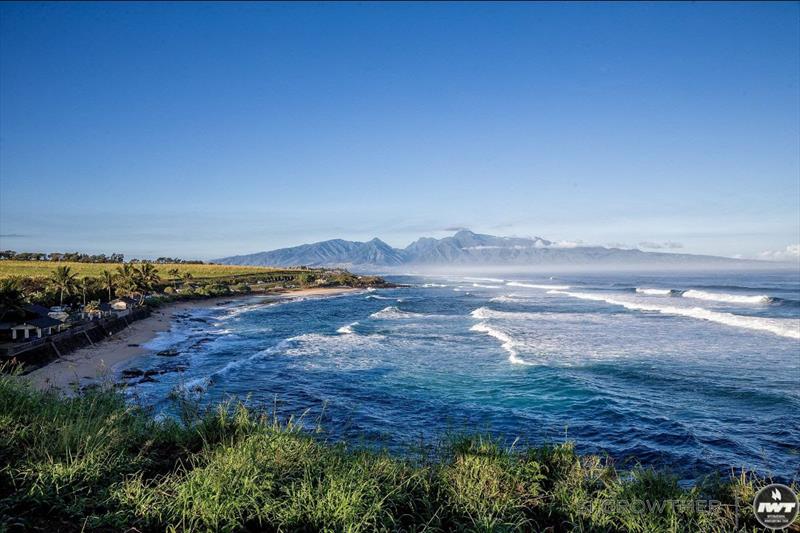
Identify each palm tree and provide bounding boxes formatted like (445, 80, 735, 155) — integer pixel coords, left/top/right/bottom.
(101, 270, 115, 301)
(49, 266, 78, 306)
(0, 278, 26, 321)
(79, 277, 97, 306)
(135, 263, 161, 303)
(115, 264, 139, 298)
(167, 268, 181, 289)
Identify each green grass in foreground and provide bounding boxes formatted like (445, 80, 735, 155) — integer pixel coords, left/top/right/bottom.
(0, 373, 792, 532)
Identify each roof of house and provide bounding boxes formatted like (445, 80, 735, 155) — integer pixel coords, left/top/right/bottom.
(25, 304, 52, 317)
(28, 316, 62, 329)
(12, 316, 62, 329)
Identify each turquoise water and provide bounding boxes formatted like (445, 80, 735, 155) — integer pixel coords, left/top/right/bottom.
(122, 271, 800, 481)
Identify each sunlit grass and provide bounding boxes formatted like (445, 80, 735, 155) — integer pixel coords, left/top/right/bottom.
(0, 260, 292, 281)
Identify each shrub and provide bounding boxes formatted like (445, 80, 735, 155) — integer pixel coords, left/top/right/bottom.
(0, 371, 793, 532)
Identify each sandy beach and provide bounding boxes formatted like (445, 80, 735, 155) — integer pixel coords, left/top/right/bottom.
(23, 287, 361, 392)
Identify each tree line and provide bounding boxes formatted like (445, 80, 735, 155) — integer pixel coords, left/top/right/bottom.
(0, 264, 252, 319)
(0, 251, 204, 264)
(0, 251, 125, 263)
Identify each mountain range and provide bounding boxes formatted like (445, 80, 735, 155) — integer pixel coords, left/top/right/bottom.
(214, 230, 760, 270)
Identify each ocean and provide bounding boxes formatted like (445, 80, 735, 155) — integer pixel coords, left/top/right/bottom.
(122, 270, 800, 482)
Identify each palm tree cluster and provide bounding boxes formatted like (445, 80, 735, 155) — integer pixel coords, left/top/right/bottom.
(42, 263, 164, 308)
(49, 266, 78, 306)
(111, 263, 162, 303)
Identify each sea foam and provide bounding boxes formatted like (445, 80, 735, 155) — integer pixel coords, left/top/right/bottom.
(681, 290, 772, 305)
(549, 290, 799, 339)
(337, 321, 359, 334)
(470, 322, 534, 365)
(635, 288, 674, 296)
(507, 281, 571, 290)
(369, 306, 426, 319)
(366, 294, 395, 300)
(471, 307, 540, 320)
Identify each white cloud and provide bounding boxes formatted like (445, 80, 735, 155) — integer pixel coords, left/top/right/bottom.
(638, 241, 683, 250)
(550, 240, 583, 248)
(758, 244, 800, 261)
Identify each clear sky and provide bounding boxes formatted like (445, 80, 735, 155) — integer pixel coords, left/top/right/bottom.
(1, 2, 798, 260)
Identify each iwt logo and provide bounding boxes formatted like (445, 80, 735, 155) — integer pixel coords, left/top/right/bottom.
(753, 484, 799, 530)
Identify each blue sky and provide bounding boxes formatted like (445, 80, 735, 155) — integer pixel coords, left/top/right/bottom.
(1, 2, 798, 260)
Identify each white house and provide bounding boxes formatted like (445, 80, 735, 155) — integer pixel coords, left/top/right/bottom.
(10, 315, 63, 340)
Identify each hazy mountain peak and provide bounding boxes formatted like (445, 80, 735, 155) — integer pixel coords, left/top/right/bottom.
(215, 230, 759, 269)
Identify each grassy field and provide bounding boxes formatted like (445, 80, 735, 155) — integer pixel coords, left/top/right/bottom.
(0, 371, 788, 532)
(0, 260, 291, 281)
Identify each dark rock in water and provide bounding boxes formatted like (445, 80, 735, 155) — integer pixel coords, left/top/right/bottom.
(138, 375, 158, 384)
(121, 368, 144, 378)
(190, 337, 213, 349)
(127, 343, 140, 347)
(157, 349, 180, 357)
(129, 365, 189, 380)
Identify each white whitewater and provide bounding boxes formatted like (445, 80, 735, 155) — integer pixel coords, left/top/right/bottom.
(681, 289, 771, 305)
(470, 322, 534, 365)
(369, 306, 427, 319)
(337, 321, 359, 334)
(507, 281, 571, 290)
(549, 290, 799, 339)
(636, 288, 673, 296)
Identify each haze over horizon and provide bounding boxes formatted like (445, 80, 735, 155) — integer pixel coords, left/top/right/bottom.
(1, 2, 798, 262)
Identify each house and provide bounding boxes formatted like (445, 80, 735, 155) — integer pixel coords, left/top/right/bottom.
(10, 315, 63, 340)
(109, 297, 137, 317)
(4, 305, 67, 341)
(83, 302, 113, 320)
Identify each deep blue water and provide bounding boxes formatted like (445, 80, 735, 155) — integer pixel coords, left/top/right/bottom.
(122, 270, 800, 482)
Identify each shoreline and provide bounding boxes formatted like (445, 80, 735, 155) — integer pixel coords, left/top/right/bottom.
(23, 286, 362, 392)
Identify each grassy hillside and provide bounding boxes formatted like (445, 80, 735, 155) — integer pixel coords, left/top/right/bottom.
(0, 372, 786, 532)
(0, 260, 291, 281)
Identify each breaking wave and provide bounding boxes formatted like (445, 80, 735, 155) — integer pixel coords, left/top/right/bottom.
(369, 306, 427, 319)
(472, 283, 503, 289)
(549, 290, 799, 339)
(337, 321, 359, 334)
(218, 301, 275, 319)
(366, 294, 395, 300)
(470, 322, 534, 366)
(507, 281, 571, 290)
(635, 288, 675, 296)
(490, 294, 523, 303)
(470, 306, 539, 320)
(681, 290, 772, 305)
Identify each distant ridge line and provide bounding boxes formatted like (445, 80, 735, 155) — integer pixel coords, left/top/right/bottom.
(214, 230, 770, 270)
